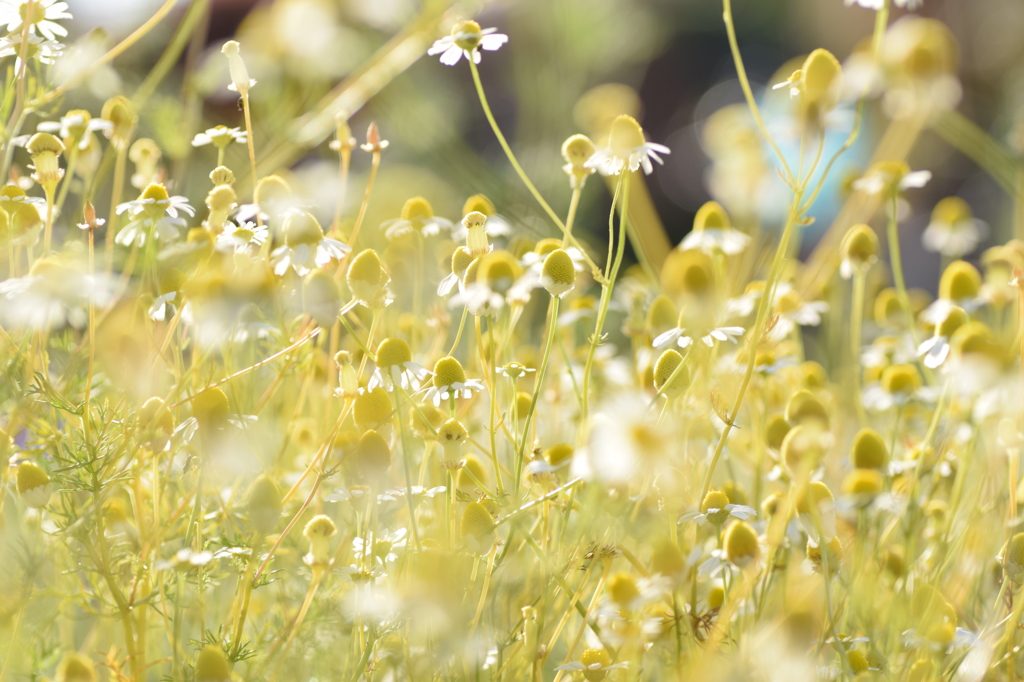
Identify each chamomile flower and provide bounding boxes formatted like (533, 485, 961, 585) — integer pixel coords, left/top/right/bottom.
(451, 249, 534, 316)
(916, 305, 966, 369)
(37, 110, 112, 150)
(379, 196, 452, 239)
(652, 312, 745, 350)
(852, 160, 931, 195)
(921, 197, 987, 258)
(771, 289, 829, 340)
(680, 201, 750, 255)
(586, 114, 670, 176)
(920, 260, 985, 324)
(352, 528, 408, 565)
(575, 392, 671, 485)
(520, 239, 586, 274)
(554, 649, 628, 680)
(270, 210, 350, 276)
(437, 246, 475, 297)
(0, 255, 112, 330)
(423, 356, 485, 406)
(0, 31, 62, 70)
(216, 220, 268, 255)
(862, 364, 929, 411)
(450, 195, 511, 242)
(427, 20, 508, 66)
(496, 362, 536, 380)
(115, 183, 194, 247)
(191, 125, 247, 149)
(369, 337, 430, 391)
(679, 489, 757, 526)
(0, 0, 70, 40)
(840, 223, 879, 279)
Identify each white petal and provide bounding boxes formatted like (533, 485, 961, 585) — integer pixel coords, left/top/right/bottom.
(900, 170, 931, 189)
(439, 45, 463, 65)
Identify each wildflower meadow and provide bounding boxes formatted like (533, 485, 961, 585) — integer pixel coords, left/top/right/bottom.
(1, 0, 1024, 680)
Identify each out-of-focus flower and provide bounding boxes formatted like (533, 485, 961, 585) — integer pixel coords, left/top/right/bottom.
(270, 210, 349, 276)
(0, 254, 112, 330)
(0, 0, 71, 41)
(0, 31, 63, 70)
(922, 197, 987, 258)
(37, 110, 112, 151)
(852, 160, 930, 195)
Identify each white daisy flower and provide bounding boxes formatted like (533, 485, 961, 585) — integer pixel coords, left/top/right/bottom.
(376, 485, 447, 502)
(216, 221, 268, 255)
(449, 213, 511, 243)
(520, 245, 586, 274)
(554, 653, 628, 677)
(680, 226, 750, 255)
(921, 197, 987, 258)
(427, 19, 508, 66)
(423, 376, 486, 407)
(422, 356, 486, 407)
(0, 0, 70, 40)
(115, 186, 194, 247)
(0, 32, 63, 70)
(352, 528, 408, 565)
(771, 290, 829, 340)
(380, 197, 453, 239)
(852, 161, 931, 196)
(586, 114, 670, 176)
(270, 211, 350, 276)
(496, 362, 536, 380)
(38, 111, 112, 150)
(0, 259, 113, 331)
(191, 125, 247, 148)
(679, 504, 757, 527)
(368, 359, 431, 392)
(653, 323, 745, 350)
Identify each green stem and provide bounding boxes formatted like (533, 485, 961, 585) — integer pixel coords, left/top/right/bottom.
(580, 172, 629, 432)
(467, 59, 601, 278)
(515, 297, 560, 499)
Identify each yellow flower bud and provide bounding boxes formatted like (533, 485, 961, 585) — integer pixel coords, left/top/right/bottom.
(354, 386, 393, 432)
(608, 572, 641, 608)
(851, 428, 888, 469)
(938, 260, 981, 301)
(194, 646, 231, 682)
(653, 348, 689, 400)
(541, 248, 576, 297)
(725, 520, 760, 567)
(800, 48, 843, 115)
(785, 390, 829, 428)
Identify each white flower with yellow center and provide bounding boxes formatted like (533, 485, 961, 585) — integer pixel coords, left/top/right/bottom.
(115, 183, 194, 246)
(428, 20, 508, 66)
(270, 210, 349, 276)
(191, 125, 247, 149)
(586, 114, 670, 176)
(852, 160, 931, 195)
(0, 0, 70, 41)
(921, 196, 987, 258)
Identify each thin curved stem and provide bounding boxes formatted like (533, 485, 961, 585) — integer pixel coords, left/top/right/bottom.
(467, 60, 601, 279)
(721, 0, 794, 185)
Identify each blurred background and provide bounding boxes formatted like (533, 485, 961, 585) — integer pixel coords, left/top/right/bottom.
(55, 0, 1024, 291)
